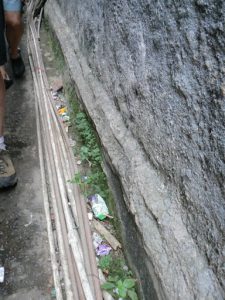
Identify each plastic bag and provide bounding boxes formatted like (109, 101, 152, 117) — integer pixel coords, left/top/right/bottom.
(88, 194, 109, 220)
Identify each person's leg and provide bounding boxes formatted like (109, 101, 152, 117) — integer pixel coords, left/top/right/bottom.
(0, 71, 5, 143)
(0, 2, 17, 188)
(0, 65, 13, 90)
(0, 70, 17, 188)
(3, 0, 25, 78)
(4, 11, 23, 59)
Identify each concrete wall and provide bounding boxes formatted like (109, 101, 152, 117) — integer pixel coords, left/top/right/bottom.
(45, 0, 225, 299)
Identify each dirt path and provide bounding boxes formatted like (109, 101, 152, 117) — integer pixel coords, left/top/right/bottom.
(0, 37, 52, 299)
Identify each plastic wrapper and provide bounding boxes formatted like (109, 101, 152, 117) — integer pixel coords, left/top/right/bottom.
(88, 194, 109, 220)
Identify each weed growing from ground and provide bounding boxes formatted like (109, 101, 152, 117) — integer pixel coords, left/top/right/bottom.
(75, 112, 102, 166)
(71, 171, 109, 199)
(99, 255, 138, 300)
(68, 111, 111, 200)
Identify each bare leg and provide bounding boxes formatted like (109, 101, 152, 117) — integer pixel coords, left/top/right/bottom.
(4, 12, 25, 78)
(0, 65, 9, 80)
(5, 12, 23, 59)
(0, 70, 17, 188)
(0, 71, 5, 137)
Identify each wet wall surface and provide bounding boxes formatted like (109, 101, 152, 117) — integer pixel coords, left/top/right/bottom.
(46, 1, 225, 299)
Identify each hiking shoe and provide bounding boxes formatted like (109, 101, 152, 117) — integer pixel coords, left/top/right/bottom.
(11, 53, 25, 78)
(0, 150, 17, 189)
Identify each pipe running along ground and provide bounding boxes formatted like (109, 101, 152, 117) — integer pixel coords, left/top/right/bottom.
(27, 1, 103, 299)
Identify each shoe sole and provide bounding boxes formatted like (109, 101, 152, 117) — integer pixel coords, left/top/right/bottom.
(0, 174, 17, 189)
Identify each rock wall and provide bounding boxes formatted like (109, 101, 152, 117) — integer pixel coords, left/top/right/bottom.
(45, 0, 225, 299)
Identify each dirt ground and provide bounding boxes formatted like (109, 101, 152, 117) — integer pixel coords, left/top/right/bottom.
(0, 36, 52, 298)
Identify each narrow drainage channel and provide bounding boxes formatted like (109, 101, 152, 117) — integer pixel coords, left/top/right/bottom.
(40, 19, 144, 300)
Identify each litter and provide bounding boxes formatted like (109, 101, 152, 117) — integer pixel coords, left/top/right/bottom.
(61, 115, 70, 123)
(56, 105, 70, 123)
(92, 232, 103, 249)
(65, 125, 69, 133)
(56, 104, 63, 110)
(96, 244, 112, 256)
(88, 194, 110, 220)
(123, 265, 129, 271)
(82, 176, 88, 182)
(88, 212, 93, 221)
(51, 90, 59, 100)
(93, 219, 121, 250)
(51, 287, 56, 298)
(24, 214, 33, 227)
(57, 107, 67, 115)
(0, 267, 4, 283)
(68, 138, 76, 147)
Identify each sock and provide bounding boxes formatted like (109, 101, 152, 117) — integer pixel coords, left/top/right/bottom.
(0, 136, 6, 150)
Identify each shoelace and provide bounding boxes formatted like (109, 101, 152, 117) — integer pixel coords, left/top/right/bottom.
(0, 157, 8, 174)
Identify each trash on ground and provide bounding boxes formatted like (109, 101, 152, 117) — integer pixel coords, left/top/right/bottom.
(62, 115, 70, 123)
(68, 138, 76, 147)
(0, 267, 4, 283)
(82, 176, 88, 182)
(88, 212, 93, 221)
(96, 244, 112, 256)
(88, 194, 111, 220)
(92, 232, 103, 249)
(123, 265, 129, 271)
(56, 104, 63, 110)
(51, 90, 65, 104)
(51, 90, 58, 100)
(57, 107, 67, 115)
(56, 105, 70, 124)
(24, 214, 33, 227)
(51, 287, 56, 298)
(93, 219, 121, 250)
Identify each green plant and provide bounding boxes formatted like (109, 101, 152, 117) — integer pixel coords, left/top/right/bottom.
(65, 84, 80, 118)
(70, 172, 88, 195)
(80, 145, 91, 162)
(102, 276, 138, 300)
(98, 255, 137, 299)
(70, 171, 109, 198)
(107, 256, 133, 280)
(75, 112, 102, 166)
(98, 254, 113, 273)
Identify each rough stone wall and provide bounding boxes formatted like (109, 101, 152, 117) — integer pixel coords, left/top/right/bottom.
(45, 0, 225, 299)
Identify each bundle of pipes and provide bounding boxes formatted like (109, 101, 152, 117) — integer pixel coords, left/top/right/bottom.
(26, 1, 102, 299)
